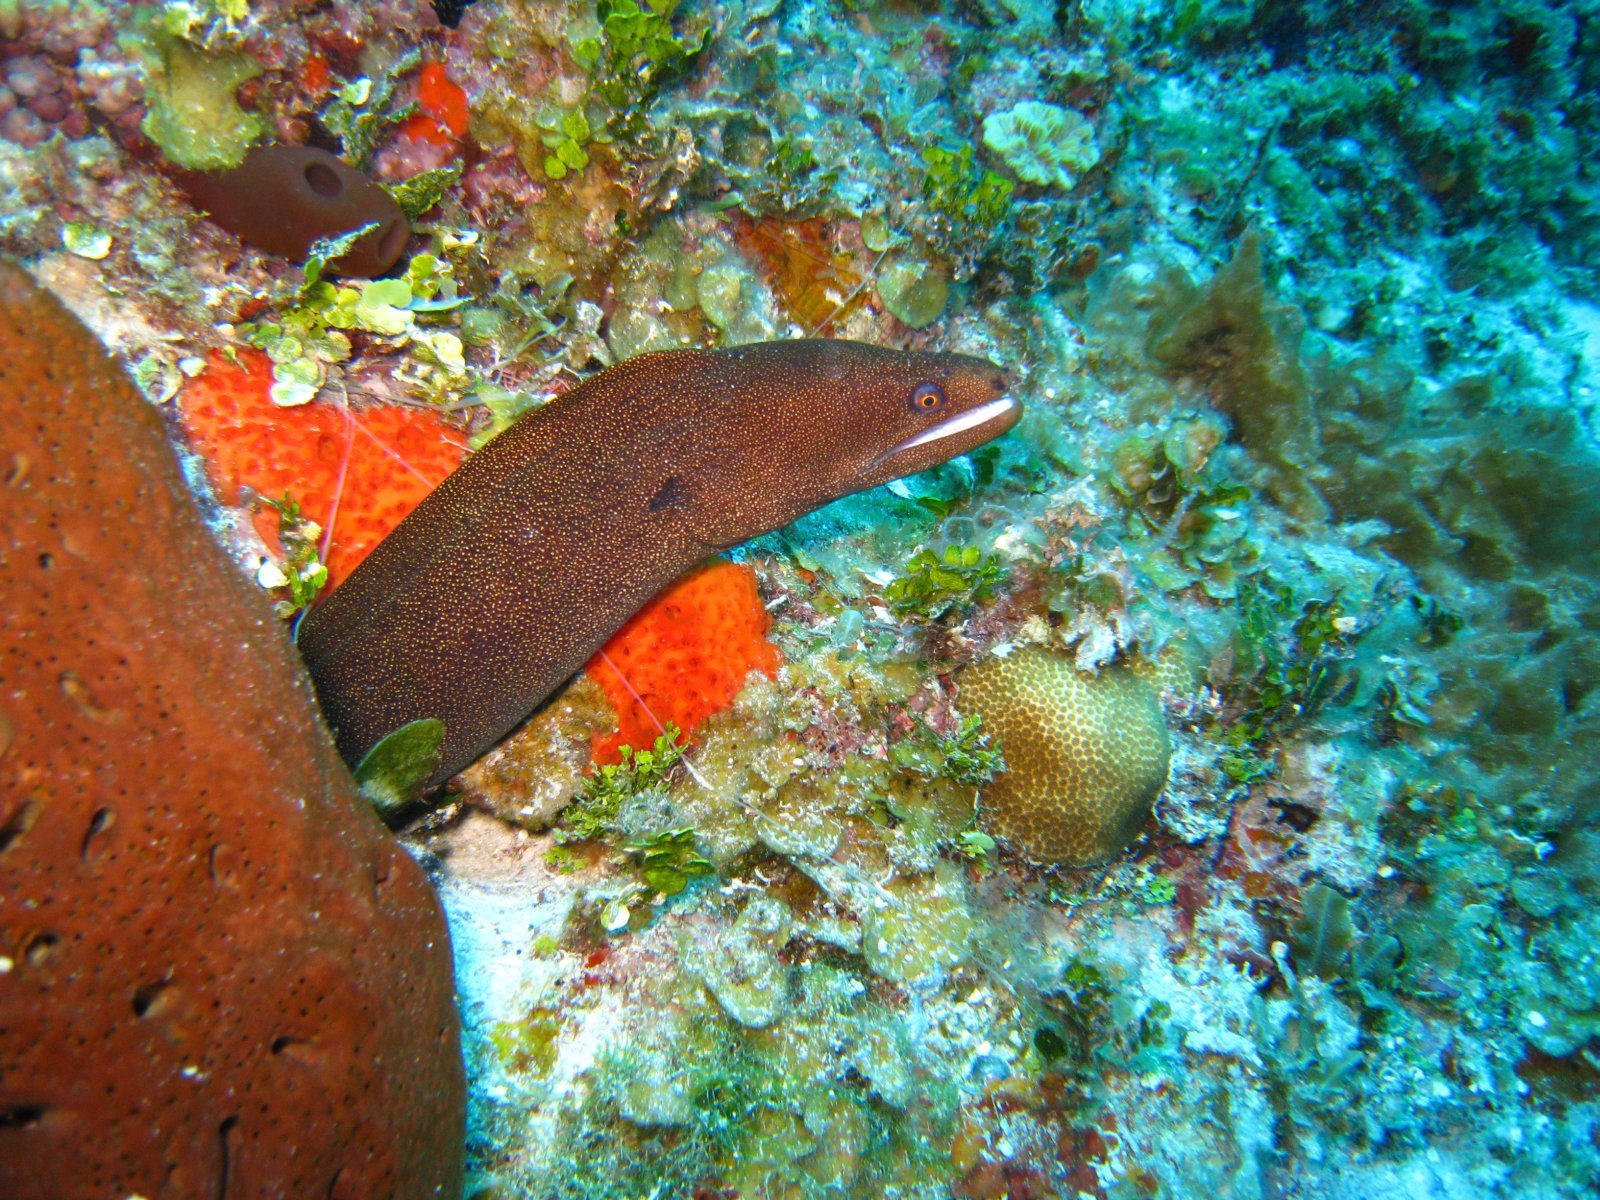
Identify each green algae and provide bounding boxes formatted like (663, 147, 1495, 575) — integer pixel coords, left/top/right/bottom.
(138, 33, 263, 171)
(353, 719, 446, 820)
(874, 250, 949, 329)
(689, 893, 793, 1029)
(489, 1005, 564, 1078)
(882, 544, 1006, 620)
(860, 861, 974, 985)
(257, 492, 328, 616)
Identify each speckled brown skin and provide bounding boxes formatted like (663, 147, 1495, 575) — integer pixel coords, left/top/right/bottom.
(0, 263, 463, 1199)
(298, 338, 1018, 786)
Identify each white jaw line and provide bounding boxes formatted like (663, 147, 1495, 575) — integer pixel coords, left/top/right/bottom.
(881, 396, 1018, 461)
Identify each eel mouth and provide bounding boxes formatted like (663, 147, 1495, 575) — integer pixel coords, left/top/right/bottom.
(868, 395, 1023, 474)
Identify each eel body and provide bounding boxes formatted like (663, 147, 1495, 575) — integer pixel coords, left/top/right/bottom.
(297, 338, 1020, 786)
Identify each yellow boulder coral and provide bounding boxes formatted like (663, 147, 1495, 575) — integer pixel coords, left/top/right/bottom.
(959, 648, 1171, 865)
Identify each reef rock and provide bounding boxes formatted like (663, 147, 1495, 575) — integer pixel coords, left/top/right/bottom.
(0, 263, 463, 1198)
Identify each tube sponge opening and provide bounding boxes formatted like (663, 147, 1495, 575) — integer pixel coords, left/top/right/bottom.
(176, 144, 410, 277)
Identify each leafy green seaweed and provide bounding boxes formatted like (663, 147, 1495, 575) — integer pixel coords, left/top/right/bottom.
(353, 718, 446, 820)
(883, 545, 1006, 621)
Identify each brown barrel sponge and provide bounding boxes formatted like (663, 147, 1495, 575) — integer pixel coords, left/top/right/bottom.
(0, 261, 462, 1199)
(959, 648, 1171, 866)
(177, 143, 410, 276)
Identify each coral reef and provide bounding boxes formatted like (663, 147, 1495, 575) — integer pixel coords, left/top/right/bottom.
(958, 648, 1172, 866)
(0, 261, 462, 1198)
(8, 0, 1600, 1195)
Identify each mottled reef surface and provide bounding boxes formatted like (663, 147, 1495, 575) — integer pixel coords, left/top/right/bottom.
(2, 1, 1598, 1198)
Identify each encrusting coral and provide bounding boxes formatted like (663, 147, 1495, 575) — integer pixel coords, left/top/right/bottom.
(0, 261, 463, 1199)
(958, 648, 1171, 866)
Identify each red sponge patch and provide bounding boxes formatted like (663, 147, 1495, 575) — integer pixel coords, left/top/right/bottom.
(405, 62, 469, 147)
(178, 349, 466, 588)
(587, 560, 783, 766)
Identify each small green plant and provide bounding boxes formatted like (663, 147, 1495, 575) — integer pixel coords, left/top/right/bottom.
(573, 0, 709, 129)
(1111, 413, 1264, 600)
(319, 49, 422, 168)
(384, 161, 463, 220)
(540, 108, 593, 180)
(1219, 578, 1360, 782)
(1291, 883, 1356, 978)
(624, 827, 714, 896)
(562, 726, 687, 842)
(883, 545, 1007, 620)
(1141, 873, 1178, 905)
(890, 444, 1006, 521)
(239, 238, 468, 406)
(1038, 957, 1113, 1066)
(259, 493, 328, 616)
(920, 144, 1014, 231)
(939, 714, 1005, 787)
(543, 845, 580, 874)
(956, 829, 997, 873)
(352, 717, 446, 820)
(1132, 478, 1261, 600)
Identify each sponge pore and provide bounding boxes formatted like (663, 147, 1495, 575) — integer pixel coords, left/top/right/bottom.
(958, 648, 1171, 866)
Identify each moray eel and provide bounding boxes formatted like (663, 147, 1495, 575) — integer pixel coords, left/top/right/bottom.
(297, 338, 1020, 787)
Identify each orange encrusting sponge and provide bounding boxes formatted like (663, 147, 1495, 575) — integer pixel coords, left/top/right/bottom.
(177, 349, 466, 588)
(404, 62, 470, 147)
(586, 560, 783, 767)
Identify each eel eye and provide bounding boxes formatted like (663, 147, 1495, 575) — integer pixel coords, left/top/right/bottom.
(910, 382, 946, 413)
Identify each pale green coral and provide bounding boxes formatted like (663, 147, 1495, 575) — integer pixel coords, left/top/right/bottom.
(981, 101, 1100, 190)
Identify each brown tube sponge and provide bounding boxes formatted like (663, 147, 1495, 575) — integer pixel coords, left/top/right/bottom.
(0, 262, 462, 1199)
(176, 143, 410, 276)
(959, 648, 1171, 866)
